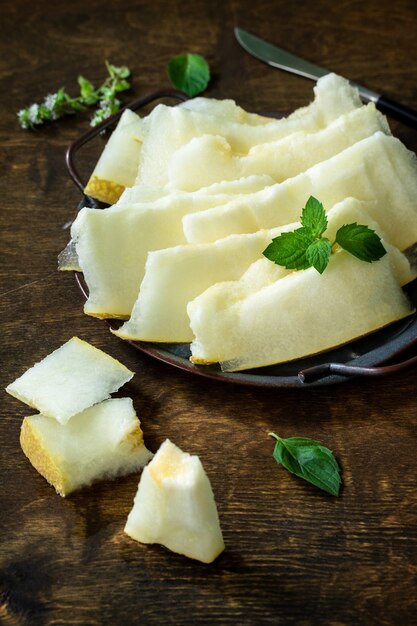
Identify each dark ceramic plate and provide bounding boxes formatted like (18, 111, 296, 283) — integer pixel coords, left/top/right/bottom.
(66, 91, 417, 388)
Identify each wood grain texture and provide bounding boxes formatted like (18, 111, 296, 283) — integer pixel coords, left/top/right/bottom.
(1, 0, 417, 624)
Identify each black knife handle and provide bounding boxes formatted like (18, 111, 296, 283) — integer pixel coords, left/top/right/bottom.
(377, 94, 417, 129)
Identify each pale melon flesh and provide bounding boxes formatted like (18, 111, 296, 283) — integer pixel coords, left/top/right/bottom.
(114, 198, 415, 343)
(167, 103, 389, 191)
(115, 174, 275, 207)
(183, 133, 417, 251)
(137, 73, 362, 188)
(20, 398, 152, 496)
(125, 439, 225, 564)
(84, 109, 144, 204)
(188, 252, 414, 370)
(72, 178, 276, 319)
(6, 337, 134, 424)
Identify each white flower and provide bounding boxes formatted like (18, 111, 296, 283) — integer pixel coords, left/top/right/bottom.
(44, 93, 59, 119)
(28, 103, 40, 124)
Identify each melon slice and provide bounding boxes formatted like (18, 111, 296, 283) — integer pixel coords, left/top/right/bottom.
(113, 198, 416, 344)
(137, 73, 362, 188)
(20, 398, 152, 497)
(71, 179, 275, 319)
(125, 439, 225, 564)
(188, 251, 414, 370)
(115, 174, 275, 207)
(178, 96, 273, 124)
(167, 103, 389, 191)
(183, 132, 417, 251)
(6, 337, 134, 424)
(84, 109, 143, 204)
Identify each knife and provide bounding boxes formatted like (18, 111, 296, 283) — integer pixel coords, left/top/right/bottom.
(235, 27, 417, 129)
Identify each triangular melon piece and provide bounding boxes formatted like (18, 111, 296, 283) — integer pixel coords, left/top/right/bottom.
(188, 251, 414, 370)
(125, 439, 225, 564)
(167, 103, 389, 191)
(20, 398, 152, 497)
(6, 337, 134, 424)
(138, 73, 362, 187)
(183, 132, 417, 251)
(84, 109, 143, 204)
(114, 198, 416, 344)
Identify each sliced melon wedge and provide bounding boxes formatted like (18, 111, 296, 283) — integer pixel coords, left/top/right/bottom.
(20, 398, 152, 497)
(72, 180, 276, 319)
(125, 439, 225, 564)
(84, 109, 143, 204)
(113, 198, 416, 344)
(138, 73, 362, 188)
(6, 337, 134, 424)
(188, 251, 414, 370)
(167, 103, 389, 191)
(178, 96, 273, 124)
(115, 174, 275, 207)
(183, 132, 417, 251)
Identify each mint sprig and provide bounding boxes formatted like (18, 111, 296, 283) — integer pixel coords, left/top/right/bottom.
(167, 53, 210, 97)
(17, 61, 131, 129)
(269, 433, 342, 496)
(263, 196, 386, 274)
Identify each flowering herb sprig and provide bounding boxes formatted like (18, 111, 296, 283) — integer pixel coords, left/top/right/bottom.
(17, 61, 131, 129)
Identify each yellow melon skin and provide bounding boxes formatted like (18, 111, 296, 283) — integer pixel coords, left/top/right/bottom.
(84, 175, 125, 205)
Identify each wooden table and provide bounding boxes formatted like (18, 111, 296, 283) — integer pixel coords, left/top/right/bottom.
(1, 0, 416, 624)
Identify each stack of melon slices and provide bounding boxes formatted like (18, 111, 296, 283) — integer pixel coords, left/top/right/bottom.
(63, 73, 417, 371)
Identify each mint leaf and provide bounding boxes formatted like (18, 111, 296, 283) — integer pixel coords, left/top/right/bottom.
(306, 237, 331, 274)
(269, 433, 342, 496)
(167, 53, 210, 97)
(335, 223, 386, 262)
(263, 227, 314, 270)
(78, 75, 94, 99)
(301, 196, 328, 238)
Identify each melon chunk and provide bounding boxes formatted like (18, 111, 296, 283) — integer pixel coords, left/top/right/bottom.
(20, 398, 152, 497)
(183, 133, 417, 250)
(6, 337, 134, 424)
(188, 251, 414, 370)
(114, 197, 416, 344)
(125, 439, 225, 564)
(137, 73, 362, 188)
(167, 103, 389, 191)
(84, 109, 143, 204)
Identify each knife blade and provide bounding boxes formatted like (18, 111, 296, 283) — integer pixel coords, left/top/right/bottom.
(235, 27, 417, 129)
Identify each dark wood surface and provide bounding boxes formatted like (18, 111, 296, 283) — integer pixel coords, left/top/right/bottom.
(1, 1, 417, 624)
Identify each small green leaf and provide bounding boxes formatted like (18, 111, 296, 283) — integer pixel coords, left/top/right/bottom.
(306, 237, 331, 274)
(167, 53, 210, 97)
(263, 227, 314, 270)
(335, 223, 386, 262)
(269, 433, 342, 496)
(301, 196, 328, 238)
(78, 75, 94, 98)
(114, 79, 130, 92)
